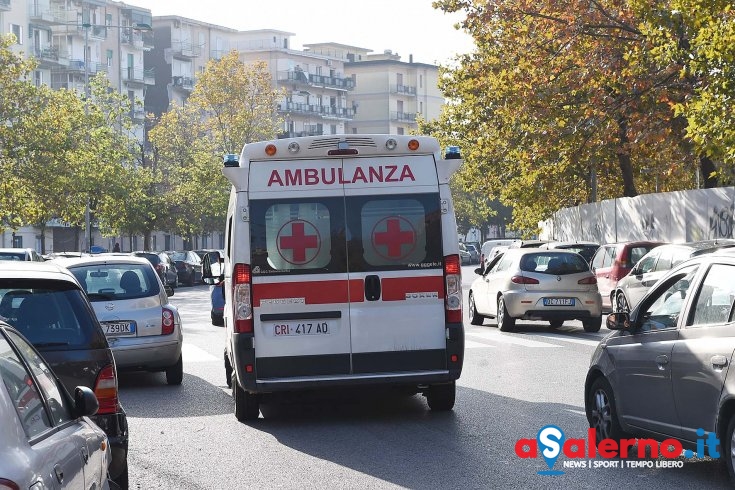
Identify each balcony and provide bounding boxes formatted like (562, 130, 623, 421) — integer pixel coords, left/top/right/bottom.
(278, 102, 354, 119)
(90, 25, 107, 40)
(143, 68, 155, 85)
(319, 106, 354, 119)
(121, 29, 144, 49)
(391, 84, 417, 96)
(277, 70, 355, 91)
(171, 40, 201, 59)
(390, 111, 417, 122)
(64, 59, 108, 75)
(130, 109, 146, 122)
(123, 67, 145, 84)
(28, 3, 70, 22)
(142, 31, 154, 51)
(172, 76, 195, 91)
(33, 45, 69, 67)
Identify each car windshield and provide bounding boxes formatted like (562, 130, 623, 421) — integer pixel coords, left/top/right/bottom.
(135, 253, 161, 265)
(519, 252, 589, 275)
(0, 252, 26, 261)
(0, 280, 99, 348)
(68, 263, 160, 301)
(169, 252, 191, 262)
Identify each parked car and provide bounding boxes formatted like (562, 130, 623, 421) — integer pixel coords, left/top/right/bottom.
(60, 255, 184, 386)
(482, 245, 510, 271)
(585, 251, 735, 481)
(132, 251, 178, 288)
(459, 242, 472, 265)
(465, 243, 481, 264)
(0, 323, 111, 490)
(611, 239, 735, 313)
(508, 239, 548, 249)
(538, 241, 600, 265)
(167, 250, 202, 286)
(0, 261, 129, 487)
(480, 240, 514, 269)
(589, 241, 664, 312)
(0, 248, 44, 262)
(468, 248, 603, 332)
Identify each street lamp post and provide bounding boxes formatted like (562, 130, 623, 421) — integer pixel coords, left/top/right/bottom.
(79, 19, 151, 252)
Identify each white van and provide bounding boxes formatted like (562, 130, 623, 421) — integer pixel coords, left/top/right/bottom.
(202, 135, 465, 421)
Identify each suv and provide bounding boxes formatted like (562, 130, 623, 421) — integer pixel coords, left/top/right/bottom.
(586, 251, 735, 481)
(612, 239, 735, 312)
(589, 241, 664, 312)
(0, 248, 44, 262)
(0, 262, 129, 487)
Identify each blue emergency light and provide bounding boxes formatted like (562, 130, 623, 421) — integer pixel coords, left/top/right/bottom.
(223, 153, 239, 167)
(444, 146, 461, 159)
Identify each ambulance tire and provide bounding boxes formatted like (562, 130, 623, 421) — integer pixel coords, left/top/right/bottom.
(468, 293, 484, 325)
(232, 374, 260, 422)
(426, 381, 455, 411)
(497, 296, 515, 332)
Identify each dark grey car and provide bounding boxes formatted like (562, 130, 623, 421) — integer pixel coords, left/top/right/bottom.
(585, 251, 735, 481)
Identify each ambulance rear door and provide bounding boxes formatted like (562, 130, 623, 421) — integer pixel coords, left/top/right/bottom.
(248, 158, 356, 379)
(343, 155, 447, 375)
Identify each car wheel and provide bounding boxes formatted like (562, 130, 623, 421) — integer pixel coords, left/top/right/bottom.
(165, 354, 183, 385)
(588, 377, 623, 443)
(172, 274, 179, 289)
(549, 320, 564, 329)
(187, 271, 195, 286)
(724, 416, 735, 481)
(232, 373, 260, 421)
(615, 291, 629, 313)
(425, 381, 456, 411)
(111, 462, 128, 490)
(583, 316, 602, 333)
(468, 292, 484, 326)
(224, 353, 233, 388)
(497, 295, 515, 332)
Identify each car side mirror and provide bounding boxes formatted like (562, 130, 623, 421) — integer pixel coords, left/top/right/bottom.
(202, 251, 223, 284)
(606, 312, 631, 331)
(474, 267, 484, 276)
(165, 284, 174, 297)
(74, 386, 99, 417)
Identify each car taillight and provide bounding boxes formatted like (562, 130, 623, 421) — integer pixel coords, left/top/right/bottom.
(511, 275, 540, 284)
(162, 307, 175, 335)
(444, 255, 462, 323)
(578, 276, 597, 285)
(233, 263, 253, 333)
(93, 365, 118, 415)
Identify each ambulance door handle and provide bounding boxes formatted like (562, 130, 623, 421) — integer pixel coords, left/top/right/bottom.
(365, 275, 381, 301)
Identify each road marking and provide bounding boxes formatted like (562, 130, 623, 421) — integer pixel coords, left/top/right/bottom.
(466, 330, 560, 348)
(465, 340, 495, 349)
(565, 409, 587, 416)
(521, 333, 601, 346)
(182, 343, 219, 363)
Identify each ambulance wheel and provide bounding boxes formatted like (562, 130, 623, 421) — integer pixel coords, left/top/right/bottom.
(232, 374, 259, 422)
(468, 293, 484, 326)
(224, 353, 232, 388)
(497, 296, 515, 332)
(426, 381, 455, 411)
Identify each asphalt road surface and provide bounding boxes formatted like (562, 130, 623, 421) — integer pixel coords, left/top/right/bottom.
(118, 265, 732, 489)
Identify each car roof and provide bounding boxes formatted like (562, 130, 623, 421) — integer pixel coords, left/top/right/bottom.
(543, 241, 600, 248)
(50, 255, 153, 268)
(0, 260, 81, 284)
(0, 247, 34, 252)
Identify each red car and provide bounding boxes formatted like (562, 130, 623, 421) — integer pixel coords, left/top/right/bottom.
(589, 241, 665, 312)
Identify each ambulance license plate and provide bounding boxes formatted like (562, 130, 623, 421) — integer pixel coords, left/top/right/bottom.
(543, 298, 574, 306)
(273, 321, 332, 337)
(101, 321, 136, 336)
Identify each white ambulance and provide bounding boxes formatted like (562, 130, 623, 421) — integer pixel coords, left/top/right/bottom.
(202, 134, 465, 421)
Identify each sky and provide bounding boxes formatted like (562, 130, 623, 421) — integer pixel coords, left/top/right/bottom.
(122, 0, 475, 65)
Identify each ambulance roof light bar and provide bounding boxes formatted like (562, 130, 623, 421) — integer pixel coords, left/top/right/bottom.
(328, 140, 358, 156)
(445, 146, 461, 159)
(223, 153, 239, 167)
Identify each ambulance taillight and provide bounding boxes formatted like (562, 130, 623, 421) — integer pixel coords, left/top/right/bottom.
(233, 263, 253, 333)
(443, 255, 462, 323)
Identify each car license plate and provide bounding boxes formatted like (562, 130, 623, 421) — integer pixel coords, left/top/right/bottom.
(101, 321, 136, 336)
(543, 298, 575, 306)
(272, 321, 332, 337)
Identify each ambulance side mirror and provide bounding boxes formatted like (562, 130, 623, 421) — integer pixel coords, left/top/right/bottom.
(202, 251, 224, 285)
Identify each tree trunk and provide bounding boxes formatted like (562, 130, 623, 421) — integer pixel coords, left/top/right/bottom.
(700, 155, 718, 188)
(616, 115, 638, 197)
(144, 231, 152, 251)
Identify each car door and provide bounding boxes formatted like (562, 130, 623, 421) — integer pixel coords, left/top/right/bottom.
(484, 253, 515, 317)
(474, 253, 504, 314)
(592, 245, 616, 307)
(672, 261, 735, 441)
(625, 251, 660, 308)
(0, 330, 87, 489)
(605, 265, 699, 438)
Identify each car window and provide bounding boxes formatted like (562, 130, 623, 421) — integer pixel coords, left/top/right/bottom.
(639, 265, 698, 332)
(672, 250, 692, 267)
(495, 255, 513, 273)
(654, 249, 674, 272)
(636, 254, 657, 274)
(69, 263, 160, 300)
(688, 264, 735, 327)
(628, 245, 656, 268)
(0, 281, 99, 349)
(0, 334, 53, 438)
(591, 247, 607, 269)
(6, 330, 72, 426)
(602, 246, 616, 268)
(0, 252, 27, 261)
(520, 252, 589, 274)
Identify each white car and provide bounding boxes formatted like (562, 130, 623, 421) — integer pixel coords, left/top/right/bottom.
(468, 248, 603, 332)
(55, 255, 184, 385)
(0, 323, 111, 490)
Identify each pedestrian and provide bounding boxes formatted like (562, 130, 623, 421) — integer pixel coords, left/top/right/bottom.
(113, 242, 120, 253)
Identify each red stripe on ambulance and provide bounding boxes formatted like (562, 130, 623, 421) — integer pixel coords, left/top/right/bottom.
(254, 279, 366, 305)
(381, 276, 445, 301)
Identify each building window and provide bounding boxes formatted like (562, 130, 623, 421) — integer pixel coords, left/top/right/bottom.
(397, 127, 404, 135)
(106, 13, 112, 26)
(164, 234, 171, 251)
(12, 235, 22, 248)
(352, 127, 357, 134)
(420, 101, 423, 114)
(151, 236, 157, 250)
(34, 70, 42, 87)
(106, 49, 113, 67)
(420, 75, 423, 88)
(330, 124, 336, 134)
(10, 24, 22, 45)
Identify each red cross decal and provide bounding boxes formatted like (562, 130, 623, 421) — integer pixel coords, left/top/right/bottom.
(373, 217, 415, 258)
(279, 221, 319, 264)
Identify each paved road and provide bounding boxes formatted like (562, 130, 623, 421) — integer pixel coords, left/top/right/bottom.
(118, 265, 731, 489)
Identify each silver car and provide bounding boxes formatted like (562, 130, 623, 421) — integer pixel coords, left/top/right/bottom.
(586, 251, 735, 481)
(468, 248, 603, 332)
(0, 323, 111, 489)
(58, 256, 184, 385)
